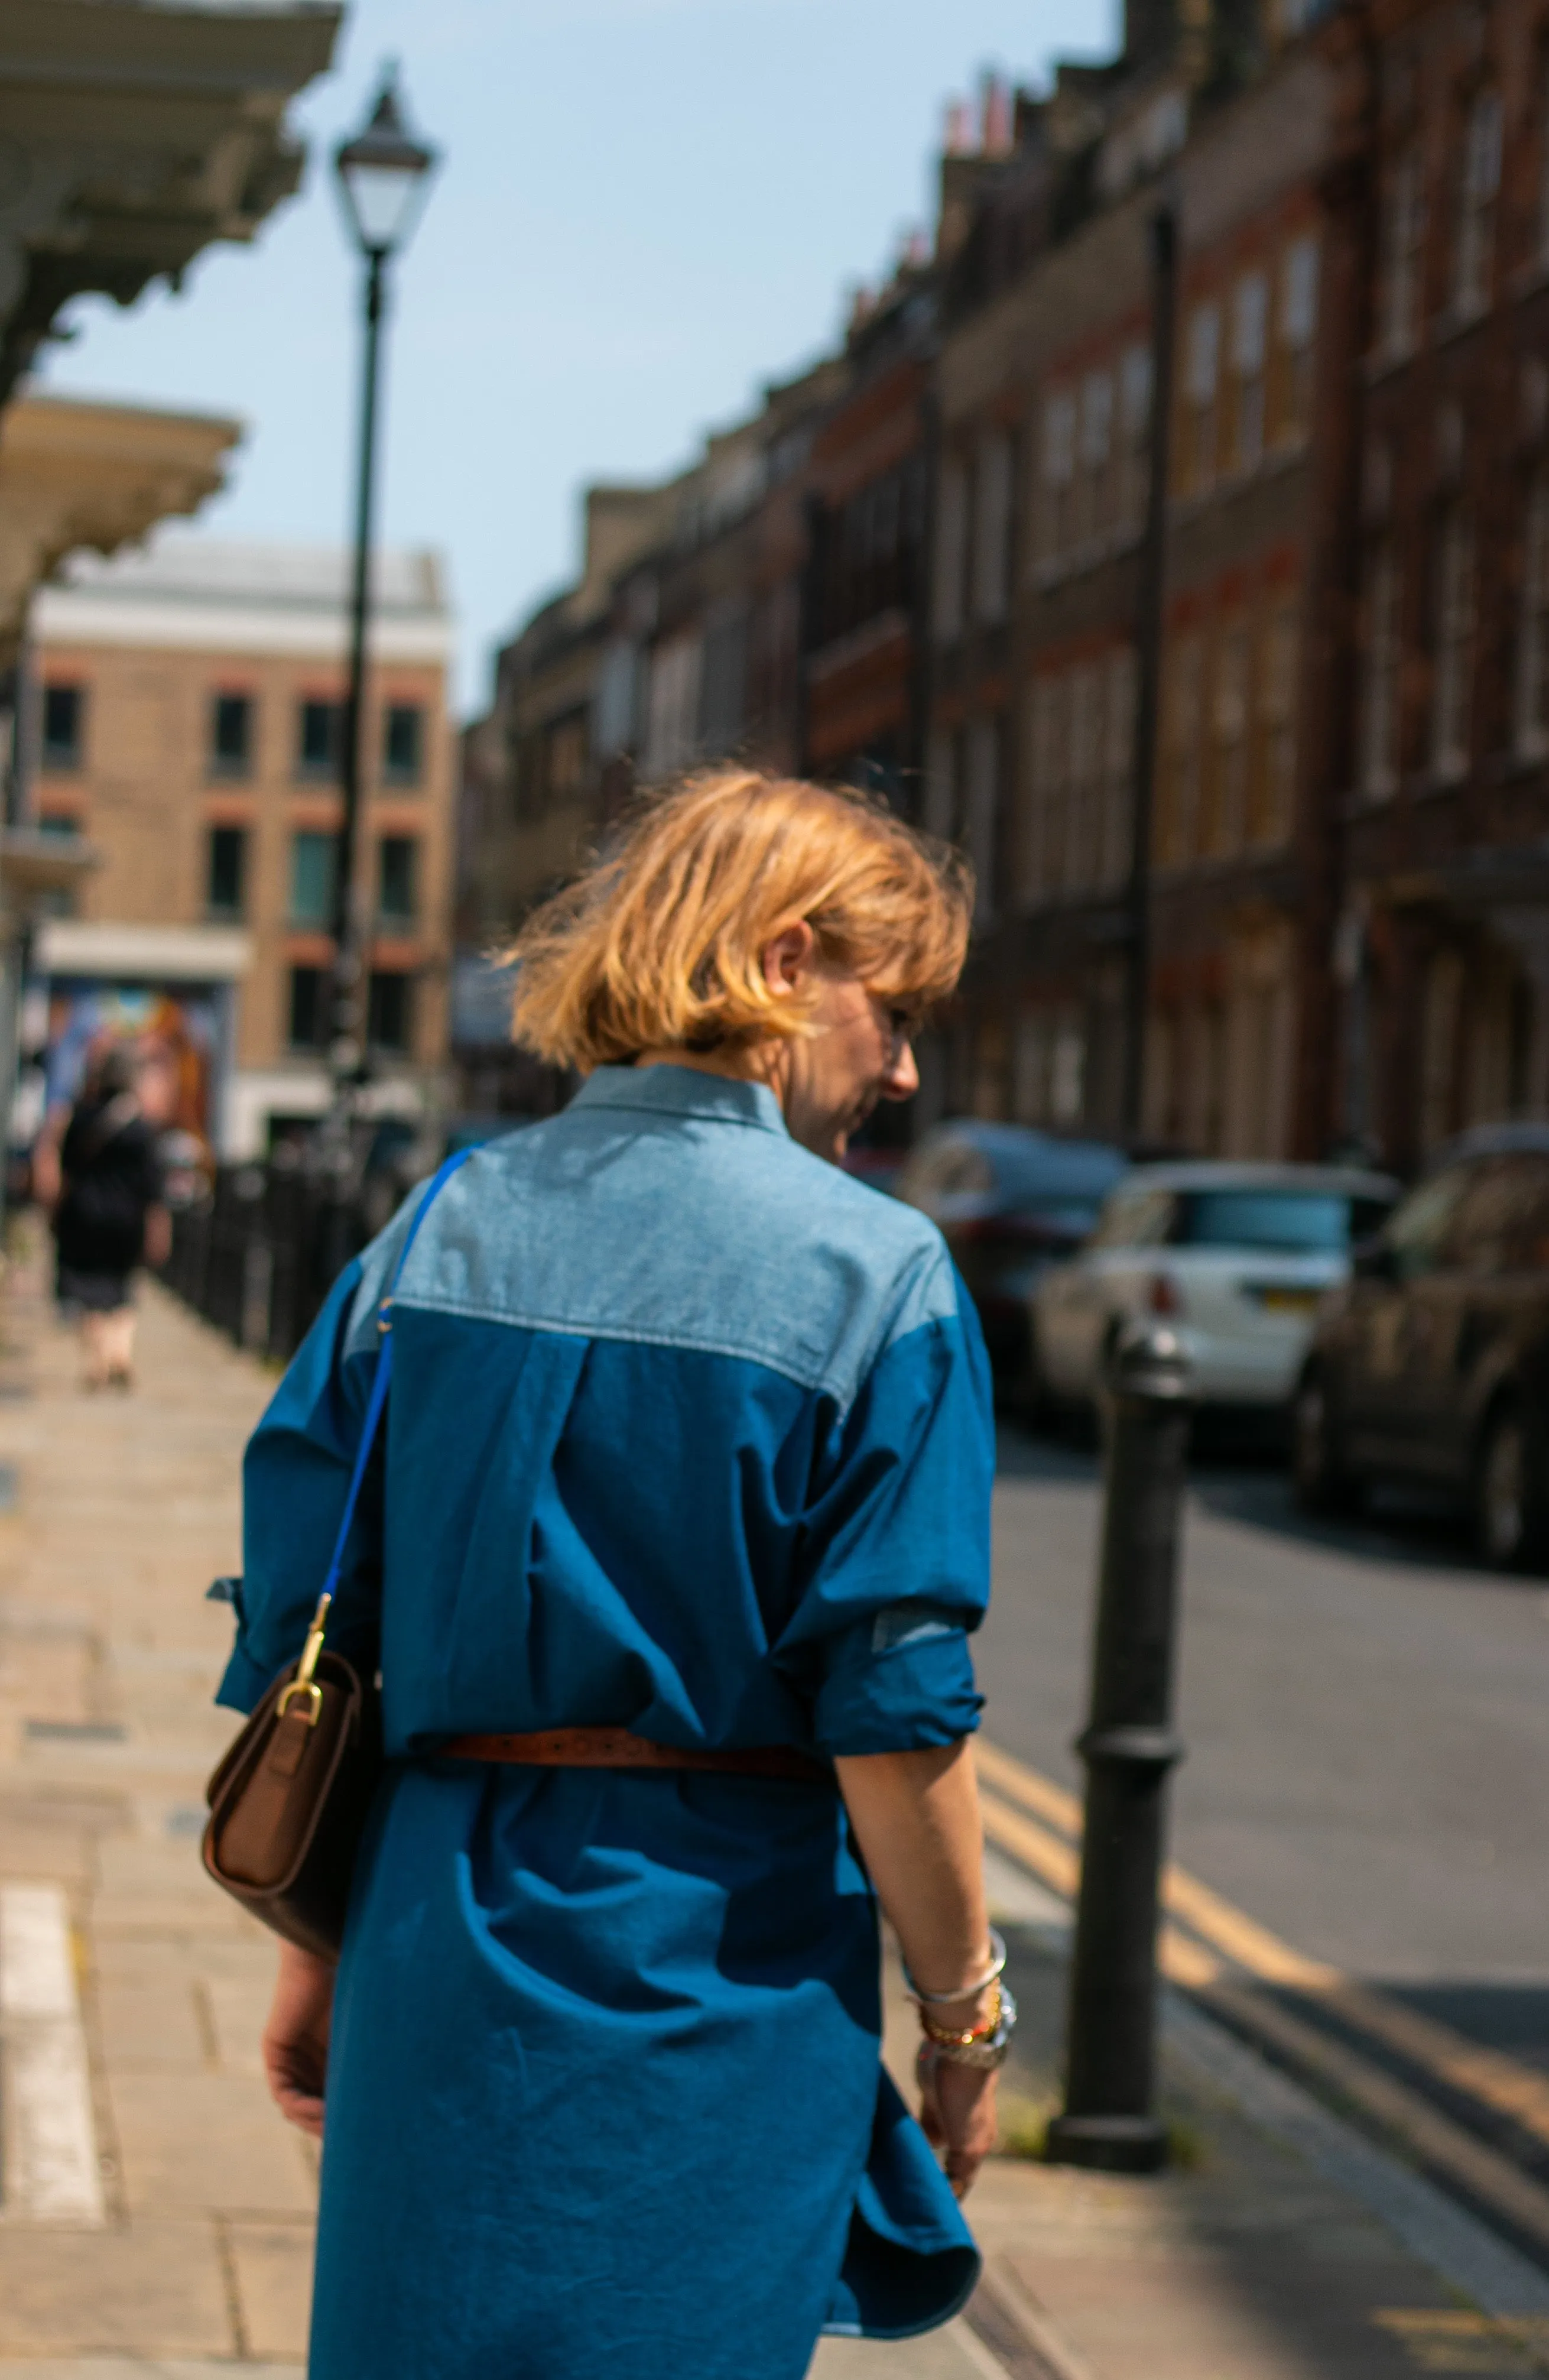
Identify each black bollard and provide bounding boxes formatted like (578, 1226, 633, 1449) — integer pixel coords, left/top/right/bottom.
(1044, 1324, 1191, 2174)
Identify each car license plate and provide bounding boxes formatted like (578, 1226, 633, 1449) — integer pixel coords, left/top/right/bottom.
(1258, 1288, 1319, 1314)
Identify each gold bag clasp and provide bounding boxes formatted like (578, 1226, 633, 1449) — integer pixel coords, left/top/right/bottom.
(276, 1591, 332, 1727)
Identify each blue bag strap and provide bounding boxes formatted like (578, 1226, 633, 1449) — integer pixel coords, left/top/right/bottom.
(318, 1148, 473, 1607)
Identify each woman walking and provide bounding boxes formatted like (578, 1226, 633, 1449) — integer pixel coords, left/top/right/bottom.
(221, 773, 1006, 2380)
(51, 1046, 168, 1389)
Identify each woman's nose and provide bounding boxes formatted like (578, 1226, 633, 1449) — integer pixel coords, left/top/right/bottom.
(881, 1040, 920, 1101)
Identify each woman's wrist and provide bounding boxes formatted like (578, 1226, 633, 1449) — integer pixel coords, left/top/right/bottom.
(903, 1928, 1005, 2015)
(923, 1980, 1004, 2037)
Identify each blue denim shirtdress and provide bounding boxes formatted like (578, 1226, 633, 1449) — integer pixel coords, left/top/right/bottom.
(219, 1065, 995, 2380)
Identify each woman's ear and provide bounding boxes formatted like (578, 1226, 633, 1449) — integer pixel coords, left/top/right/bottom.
(761, 920, 815, 995)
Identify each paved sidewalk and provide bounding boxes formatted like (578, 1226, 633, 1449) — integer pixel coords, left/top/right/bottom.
(0, 1242, 1545, 2376)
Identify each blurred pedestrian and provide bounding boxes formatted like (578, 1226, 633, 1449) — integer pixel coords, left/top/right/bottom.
(52, 1046, 169, 1389)
(221, 772, 1008, 2380)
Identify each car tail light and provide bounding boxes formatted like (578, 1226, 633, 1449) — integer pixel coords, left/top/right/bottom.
(1148, 1272, 1185, 1318)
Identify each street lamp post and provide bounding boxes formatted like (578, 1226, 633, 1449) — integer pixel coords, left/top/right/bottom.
(326, 69, 439, 1142)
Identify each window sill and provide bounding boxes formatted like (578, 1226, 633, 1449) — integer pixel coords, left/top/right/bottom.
(1411, 764, 1468, 799)
(1433, 297, 1492, 349)
(1032, 525, 1144, 593)
(1169, 437, 1308, 527)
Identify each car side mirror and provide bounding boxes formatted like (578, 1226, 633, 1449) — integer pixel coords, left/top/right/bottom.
(1352, 1237, 1397, 1283)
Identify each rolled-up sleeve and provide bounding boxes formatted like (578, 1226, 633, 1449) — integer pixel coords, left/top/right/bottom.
(776, 1269, 994, 1758)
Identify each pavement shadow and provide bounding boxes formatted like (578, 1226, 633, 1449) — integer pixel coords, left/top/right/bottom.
(996, 1416, 1549, 1585)
(993, 1424, 1099, 1485)
(1185, 1462, 1533, 1581)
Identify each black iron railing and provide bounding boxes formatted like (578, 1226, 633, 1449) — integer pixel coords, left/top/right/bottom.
(160, 1166, 375, 1364)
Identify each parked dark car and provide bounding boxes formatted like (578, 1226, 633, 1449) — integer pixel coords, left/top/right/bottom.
(1293, 1124, 1549, 1568)
(895, 1120, 1128, 1391)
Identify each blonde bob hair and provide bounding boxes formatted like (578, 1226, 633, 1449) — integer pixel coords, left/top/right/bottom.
(507, 770, 973, 1072)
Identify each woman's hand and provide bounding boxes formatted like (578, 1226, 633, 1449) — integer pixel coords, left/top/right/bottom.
(261, 1940, 335, 2140)
(142, 1203, 172, 1269)
(835, 1742, 1004, 2200)
(917, 2050, 1000, 2199)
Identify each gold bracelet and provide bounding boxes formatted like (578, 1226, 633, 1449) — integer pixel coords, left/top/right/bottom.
(919, 1981, 1002, 2048)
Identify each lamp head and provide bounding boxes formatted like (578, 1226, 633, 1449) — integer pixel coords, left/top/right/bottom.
(335, 66, 439, 258)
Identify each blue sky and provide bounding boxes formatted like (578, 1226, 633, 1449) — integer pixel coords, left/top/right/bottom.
(40, 0, 1112, 713)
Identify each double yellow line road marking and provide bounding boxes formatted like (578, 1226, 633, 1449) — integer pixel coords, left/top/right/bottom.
(974, 1735, 1549, 2258)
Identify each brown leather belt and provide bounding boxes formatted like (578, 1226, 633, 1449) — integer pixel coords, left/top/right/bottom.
(440, 1725, 830, 1786)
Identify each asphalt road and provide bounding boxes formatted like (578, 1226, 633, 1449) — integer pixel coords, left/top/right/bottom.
(981, 1428, 1549, 2038)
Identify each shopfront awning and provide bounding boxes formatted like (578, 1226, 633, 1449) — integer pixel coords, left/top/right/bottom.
(35, 919, 252, 984)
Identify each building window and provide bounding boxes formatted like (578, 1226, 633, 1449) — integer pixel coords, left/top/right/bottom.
(1379, 150, 1426, 360)
(924, 727, 957, 842)
(1518, 468, 1549, 754)
(296, 698, 343, 781)
(1253, 600, 1300, 844)
(1230, 274, 1268, 472)
(1119, 345, 1152, 533)
(1421, 949, 1463, 1152)
(289, 829, 337, 927)
(378, 835, 418, 926)
(1013, 1010, 1053, 1124)
(206, 825, 247, 920)
(1161, 631, 1205, 863)
(1076, 374, 1113, 548)
(1454, 89, 1502, 318)
(1101, 646, 1137, 887)
(1432, 503, 1476, 776)
(209, 693, 253, 779)
(933, 453, 969, 636)
(288, 966, 327, 1052)
(382, 703, 424, 786)
(972, 432, 1013, 621)
(1024, 675, 1069, 899)
(1362, 544, 1402, 795)
(643, 634, 703, 777)
(546, 715, 588, 800)
(1277, 236, 1319, 445)
(963, 716, 1001, 925)
(368, 969, 414, 1055)
(40, 683, 84, 772)
(37, 812, 80, 838)
(1065, 664, 1104, 889)
(1038, 392, 1077, 567)
(1207, 621, 1251, 853)
(1183, 304, 1221, 495)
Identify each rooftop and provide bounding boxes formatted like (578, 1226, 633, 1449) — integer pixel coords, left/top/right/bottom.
(33, 528, 455, 668)
(48, 531, 449, 620)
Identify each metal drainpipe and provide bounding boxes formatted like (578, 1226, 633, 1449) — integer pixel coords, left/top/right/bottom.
(1121, 201, 1178, 1147)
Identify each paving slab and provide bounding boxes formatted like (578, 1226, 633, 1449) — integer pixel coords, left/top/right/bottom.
(0, 2222, 232, 2360)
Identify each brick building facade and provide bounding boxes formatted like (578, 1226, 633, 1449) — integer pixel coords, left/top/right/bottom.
(33, 535, 457, 1158)
(459, 0, 1549, 1173)
(1329, 0, 1549, 1172)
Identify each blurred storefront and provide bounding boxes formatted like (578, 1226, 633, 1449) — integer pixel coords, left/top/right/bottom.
(28, 535, 459, 1160)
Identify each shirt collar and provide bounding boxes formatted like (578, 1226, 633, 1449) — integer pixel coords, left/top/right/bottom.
(571, 1064, 789, 1137)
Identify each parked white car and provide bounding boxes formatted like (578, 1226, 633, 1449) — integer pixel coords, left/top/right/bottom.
(1030, 1163, 1399, 1423)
